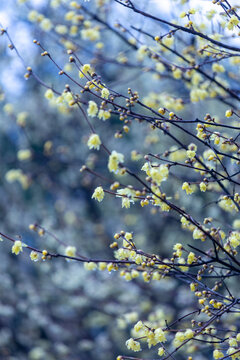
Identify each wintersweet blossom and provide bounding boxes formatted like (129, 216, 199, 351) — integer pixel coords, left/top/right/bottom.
(87, 101, 98, 117)
(81, 28, 100, 41)
(149, 164, 169, 186)
(126, 338, 141, 352)
(154, 328, 167, 343)
(101, 88, 109, 99)
(213, 350, 224, 359)
(200, 182, 207, 192)
(65, 246, 76, 257)
(98, 109, 111, 120)
(158, 347, 165, 356)
(92, 186, 104, 202)
(108, 150, 124, 173)
(229, 232, 240, 248)
(193, 228, 206, 241)
(44, 89, 54, 100)
(87, 133, 101, 150)
(173, 331, 185, 347)
(84, 262, 97, 271)
(182, 182, 195, 195)
(79, 64, 92, 78)
(30, 251, 39, 262)
(187, 252, 196, 264)
(134, 321, 144, 332)
(98, 262, 107, 270)
(225, 109, 233, 118)
(40, 18, 53, 31)
(227, 15, 239, 30)
(12, 241, 23, 255)
(17, 149, 32, 161)
(184, 329, 194, 339)
(212, 63, 225, 73)
(55, 24, 68, 34)
(116, 188, 135, 208)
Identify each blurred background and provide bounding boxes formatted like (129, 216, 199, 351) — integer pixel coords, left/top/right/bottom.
(0, 0, 239, 359)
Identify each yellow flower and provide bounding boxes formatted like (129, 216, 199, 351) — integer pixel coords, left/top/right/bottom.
(182, 182, 195, 195)
(12, 241, 23, 255)
(87, 133, 102, 150)
(134, 321, 143, 332)
(28, 10, 39, 22)
(55, 24, 68, 34)
(154, 328, 167, 343)
(45, 89, 54, 100)
(16, 112, 28, 127)
(108, 150, 124, 172)
(17, 149, 32, 161)
(122, 197, 131, 208)
(156, 63, 165, 73)
(126, 338, 141, 352)
(30, 251, 39, 262)
(84, 262, 97, 270)
(187, 252, 196, 264)
(149, 164, 169, 186)
(158, 347, 165, 356)
(87, 101, 98, 117)
(172, 68, 182, 79)
(65, 246, 76, 257)
(225, 109, 233, 117)
(70, 25, 78, 36)
(233, 220, 240, 229)
(193, 228, 206, 241)
(141, 162, 151, 176)
(200, 182, 207, 192)
(79, 64, 92, 78)
(98, 109, 111, 120)
(174, 331, 185, 347)
(158, 107, 165, 115)
(5, 169, 29, 189)
(180, 11, 186, 18)
(92, 186, 104, 202)
(70, 1, 80, 9)
(213, 350, 224, 359)
(131, 150, 142, 161)
(229, 232, 240, 248)
(190, 282, 197, 291)
(81, 28, 100, 41)
(125, 232, 133, 241)
(96, 42, 104, 49)
(98, 262, 107, 270)
(186, 150, 196, 159)
(227, 347, 239, 359)
(227, 15, 239, 30)
(219, 195, 238, 213)
(229, 338, 238, 347)
(212, 63, 225, 73)
(3, 103, 14, 114)
(184, 329, 194, 339)
(101, 88, 110, 99)
(40, 18, 53, 31)
(163, 37, 174, 47)
(65, 11, 75, 21)
(125, 272, 132, 281)
(178, 258, 188, 272)
(189, 8, 196, 14)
